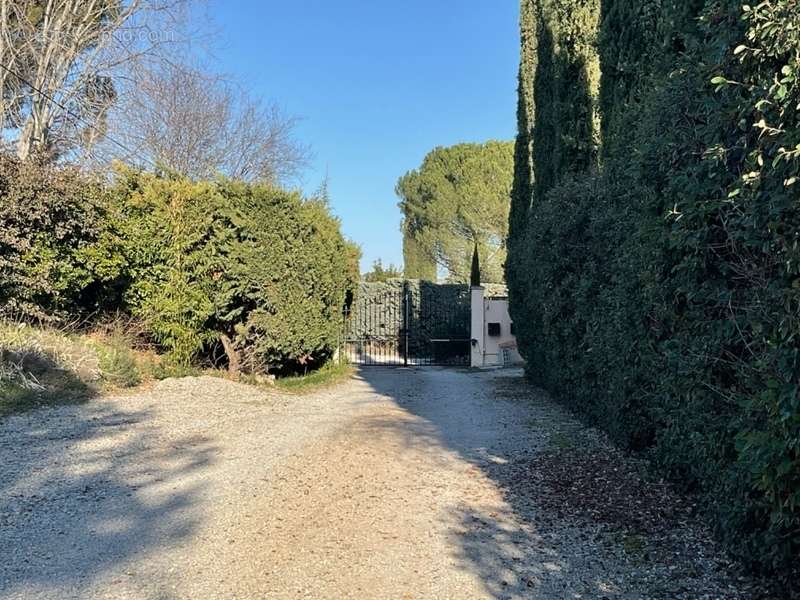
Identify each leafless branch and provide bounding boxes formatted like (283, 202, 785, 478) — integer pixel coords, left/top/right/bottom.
(90, 59, 309, 183)
(0, 0, 191, 160)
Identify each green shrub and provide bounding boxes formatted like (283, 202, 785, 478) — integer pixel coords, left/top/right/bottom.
(113, 171, 359, 374)
(111, 173, 222, 366)
(91, 334, 142, 388)
(0, 155, 123, 319)
(228, 185, 360, 372)
(508, 0, 800, 581)
(0, 155, 358, 376)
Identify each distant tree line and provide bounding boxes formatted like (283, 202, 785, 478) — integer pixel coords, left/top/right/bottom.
(508, 0, 799, 583)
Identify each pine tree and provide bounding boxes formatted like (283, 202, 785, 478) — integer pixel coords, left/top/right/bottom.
(397, 141, 513, 283)
(401, 222, 437, 281)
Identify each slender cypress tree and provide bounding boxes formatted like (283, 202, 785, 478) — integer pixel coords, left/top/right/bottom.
(508, 0, 537, 237)
(507, 0, 601, 359)
(470, 243, 481, 287)
(506, 0, 539, 352)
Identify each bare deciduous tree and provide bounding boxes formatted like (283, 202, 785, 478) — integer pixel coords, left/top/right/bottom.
(0, 0, 188, 160)
(98, 60, 308, 183)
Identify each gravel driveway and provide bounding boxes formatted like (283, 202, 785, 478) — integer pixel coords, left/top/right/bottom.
(1, 368, 764, 599)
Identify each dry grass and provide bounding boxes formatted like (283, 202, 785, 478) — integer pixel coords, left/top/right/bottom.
(0, 320, 161, 416)
(0, 321, 101, 381)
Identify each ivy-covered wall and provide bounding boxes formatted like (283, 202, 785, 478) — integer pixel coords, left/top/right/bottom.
(345, 280, 470, 359)
(507, 0, 800, 581)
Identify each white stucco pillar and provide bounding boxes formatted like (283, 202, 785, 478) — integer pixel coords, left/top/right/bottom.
(470, 286, 485, 368)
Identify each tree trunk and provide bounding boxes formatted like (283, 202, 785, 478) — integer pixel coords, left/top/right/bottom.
(219, 333, 240, 375)
(16, 120, 34, 160)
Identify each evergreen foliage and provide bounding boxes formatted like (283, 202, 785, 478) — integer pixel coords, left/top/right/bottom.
(0, 159, 359, 375)
(362, 259, 404, 283)
(0, 155, 121, 319)
(398, 141, 514, 283)
(507, 0, 800, 580)
(114, 171, 359, 372)
(470, 244, 481, 287)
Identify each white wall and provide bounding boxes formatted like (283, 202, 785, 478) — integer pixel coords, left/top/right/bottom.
(470, 287, 485, 368)
(470, 287, 524, 368)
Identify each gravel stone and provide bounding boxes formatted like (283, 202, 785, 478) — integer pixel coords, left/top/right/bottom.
(0, 369, 771, 598)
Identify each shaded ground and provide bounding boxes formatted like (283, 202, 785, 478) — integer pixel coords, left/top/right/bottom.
(0, 368, 768, 598)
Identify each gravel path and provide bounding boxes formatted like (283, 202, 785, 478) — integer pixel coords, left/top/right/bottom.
(0, 368, 763, 599)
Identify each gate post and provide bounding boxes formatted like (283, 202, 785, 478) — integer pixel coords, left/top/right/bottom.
(470, 285, 485, 368)
(403, 285, 410, 366)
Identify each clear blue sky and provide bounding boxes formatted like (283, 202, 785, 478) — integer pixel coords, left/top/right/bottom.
(203, 1, 519, 272)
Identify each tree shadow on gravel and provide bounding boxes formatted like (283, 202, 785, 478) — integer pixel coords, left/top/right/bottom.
(355, 366, 614, 599)
(356, 366, 768, 599)
(0, 400, 218, 599)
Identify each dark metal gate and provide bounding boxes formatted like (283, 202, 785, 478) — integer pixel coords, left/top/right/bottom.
(341, 284, 470, 366)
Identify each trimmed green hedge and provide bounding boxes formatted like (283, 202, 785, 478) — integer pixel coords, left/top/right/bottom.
(0, 161, 359, 374)
(113, 171, 359, 372)
(508, 0, 800, 580)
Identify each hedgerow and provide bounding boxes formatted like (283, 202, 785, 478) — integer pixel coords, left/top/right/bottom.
(0, 155, 122, 319)
(508, 0, 800, 580)
(113, 171, 359, 373)
(0, 160, 359, 375)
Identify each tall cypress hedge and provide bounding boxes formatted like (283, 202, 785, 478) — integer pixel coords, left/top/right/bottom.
(507, 0, 800, 580)
(506, 0, 537, 325)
